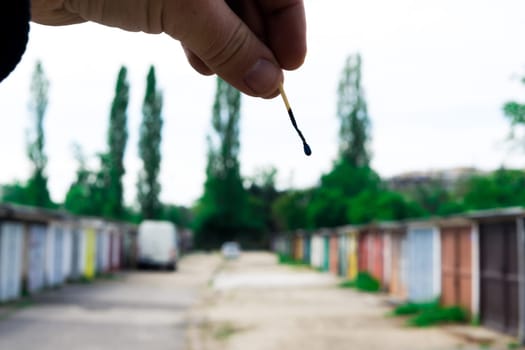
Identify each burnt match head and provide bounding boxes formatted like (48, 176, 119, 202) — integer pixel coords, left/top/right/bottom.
(279, 83, 312, 157)
(303, 142, 312, 156)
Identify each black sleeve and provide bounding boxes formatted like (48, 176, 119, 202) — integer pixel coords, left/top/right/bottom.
(0, 0, 30, 83)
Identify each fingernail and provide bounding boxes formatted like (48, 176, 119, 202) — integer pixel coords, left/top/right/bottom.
(244, 59, 281, 96)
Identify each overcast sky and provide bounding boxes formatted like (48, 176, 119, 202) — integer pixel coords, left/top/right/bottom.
(1, 0, 525, 207)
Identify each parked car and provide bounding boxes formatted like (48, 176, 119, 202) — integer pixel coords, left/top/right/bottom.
(221, 241, 241, 260)
(137, 220, 178, 271)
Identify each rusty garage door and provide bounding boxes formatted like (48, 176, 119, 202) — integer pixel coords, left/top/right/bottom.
(479, 221, 519, 335)
(441, 225, 472, 315)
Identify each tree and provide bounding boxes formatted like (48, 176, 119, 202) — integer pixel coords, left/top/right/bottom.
(64, 145, 108, 216)
(27, 60, 53, 207)
(137, 66, 163, 219)
(161, 204, 193, 228)
(307, 162, 382, 228)
(64, 68, 129, 219)
(1, 182, 30, 205)
(296, 54, 375, 228)
(64, 144, 93, 215)
(504, 74, 525, 142)
(194, 78, 255, 249)
(463, 168, 525, 210)
(246, 167, 281, 246)
(105, 66, 129, 219)
(337, 53, 371, 167)
(272, 189, 311, 231)
(347, 189, 425, 224)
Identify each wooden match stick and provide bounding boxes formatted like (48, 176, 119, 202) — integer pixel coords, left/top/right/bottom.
(278, 82, 312, 156)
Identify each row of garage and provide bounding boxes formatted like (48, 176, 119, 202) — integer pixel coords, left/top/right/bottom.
(273, 207, 525, 342)
(0, 203, 138, 303)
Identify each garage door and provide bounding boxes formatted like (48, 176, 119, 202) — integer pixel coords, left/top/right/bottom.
(479, 221, 519, 335)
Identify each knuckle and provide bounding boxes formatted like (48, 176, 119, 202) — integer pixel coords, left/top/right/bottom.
(201, 22, 251, 71)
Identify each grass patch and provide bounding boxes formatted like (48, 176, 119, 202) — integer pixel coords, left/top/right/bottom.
(277, 254, 309, 267)
(75, 276, 95, 284)
(339, 272, 381, 292)
(392, 300, 439, 316)
(471, 314, 481, 326)
(97, 273, 119, 280)
(507, 342, 521, 349)
(408, 306, 467, 327)
(0, 298, 34, 321)
(214, 322, 242, 340)
(339, 280, 356, 288)
(391, 300, 467, 327)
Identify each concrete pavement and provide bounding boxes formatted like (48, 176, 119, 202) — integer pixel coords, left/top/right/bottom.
(0, 254, 220, 350)
(187, 252, 521, 350)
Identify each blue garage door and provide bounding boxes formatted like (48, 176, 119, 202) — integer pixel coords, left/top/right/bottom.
(407, 227, 440, 302)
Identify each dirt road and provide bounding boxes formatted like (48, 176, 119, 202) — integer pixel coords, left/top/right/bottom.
(188, 252, 518, 350)
(0, 253, 221, 350)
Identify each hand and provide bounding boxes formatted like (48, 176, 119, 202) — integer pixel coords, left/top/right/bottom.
(31, 0, 307, 98)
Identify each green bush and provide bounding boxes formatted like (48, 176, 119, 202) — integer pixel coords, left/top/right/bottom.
(339, 272, 381, 292)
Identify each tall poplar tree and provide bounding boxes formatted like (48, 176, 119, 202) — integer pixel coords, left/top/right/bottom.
(306, 54, 377, 228)
(194, 78, 250, 248)
(27, 60, 53, 207)
(337, 53, 371, 167)
(105, 66, 129, 218)
(137, 65, 163, 219)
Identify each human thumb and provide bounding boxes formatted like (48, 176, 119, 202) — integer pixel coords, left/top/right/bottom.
(164, 0, 283, 98)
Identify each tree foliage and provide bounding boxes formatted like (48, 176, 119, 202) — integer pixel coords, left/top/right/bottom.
(347, 189, 425, 224)
(244, 167, 285, 248)
(105, 66, 129, 219)
(463, 168, 525, 210)
(1, 182, 31, 205)
(337, 53, 371, 167)
(64, 146, 109, 216)
(193, 78, 261, 249)
(2, 61, 54, 208)
(64, 67, 129, 219)
(272, 189, 311, 231)
(304, 54, 378, 228)
(26, 60, 53, 207)
(504, 74, 525, 137)
(138, 66, 163, 219)
(397, 180, 466, 216)
(161, 204, 193, 228)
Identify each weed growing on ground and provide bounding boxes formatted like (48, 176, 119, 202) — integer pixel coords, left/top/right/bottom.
(214, 322, 242, 340)
(339, 280, 356, 288)
(339, 272, 380, 292)
(0, 299, 34, 321)
(277, 254, 309, 267)
(390, 300, 467, 327)
(470, 314, 481, 326)
(408, 306, 467, 327)
(76, 276, 94, 284)
(392, 300, 439, 316)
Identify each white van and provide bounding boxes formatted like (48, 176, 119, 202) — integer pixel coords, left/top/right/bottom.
(137, 220, 178, 271)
